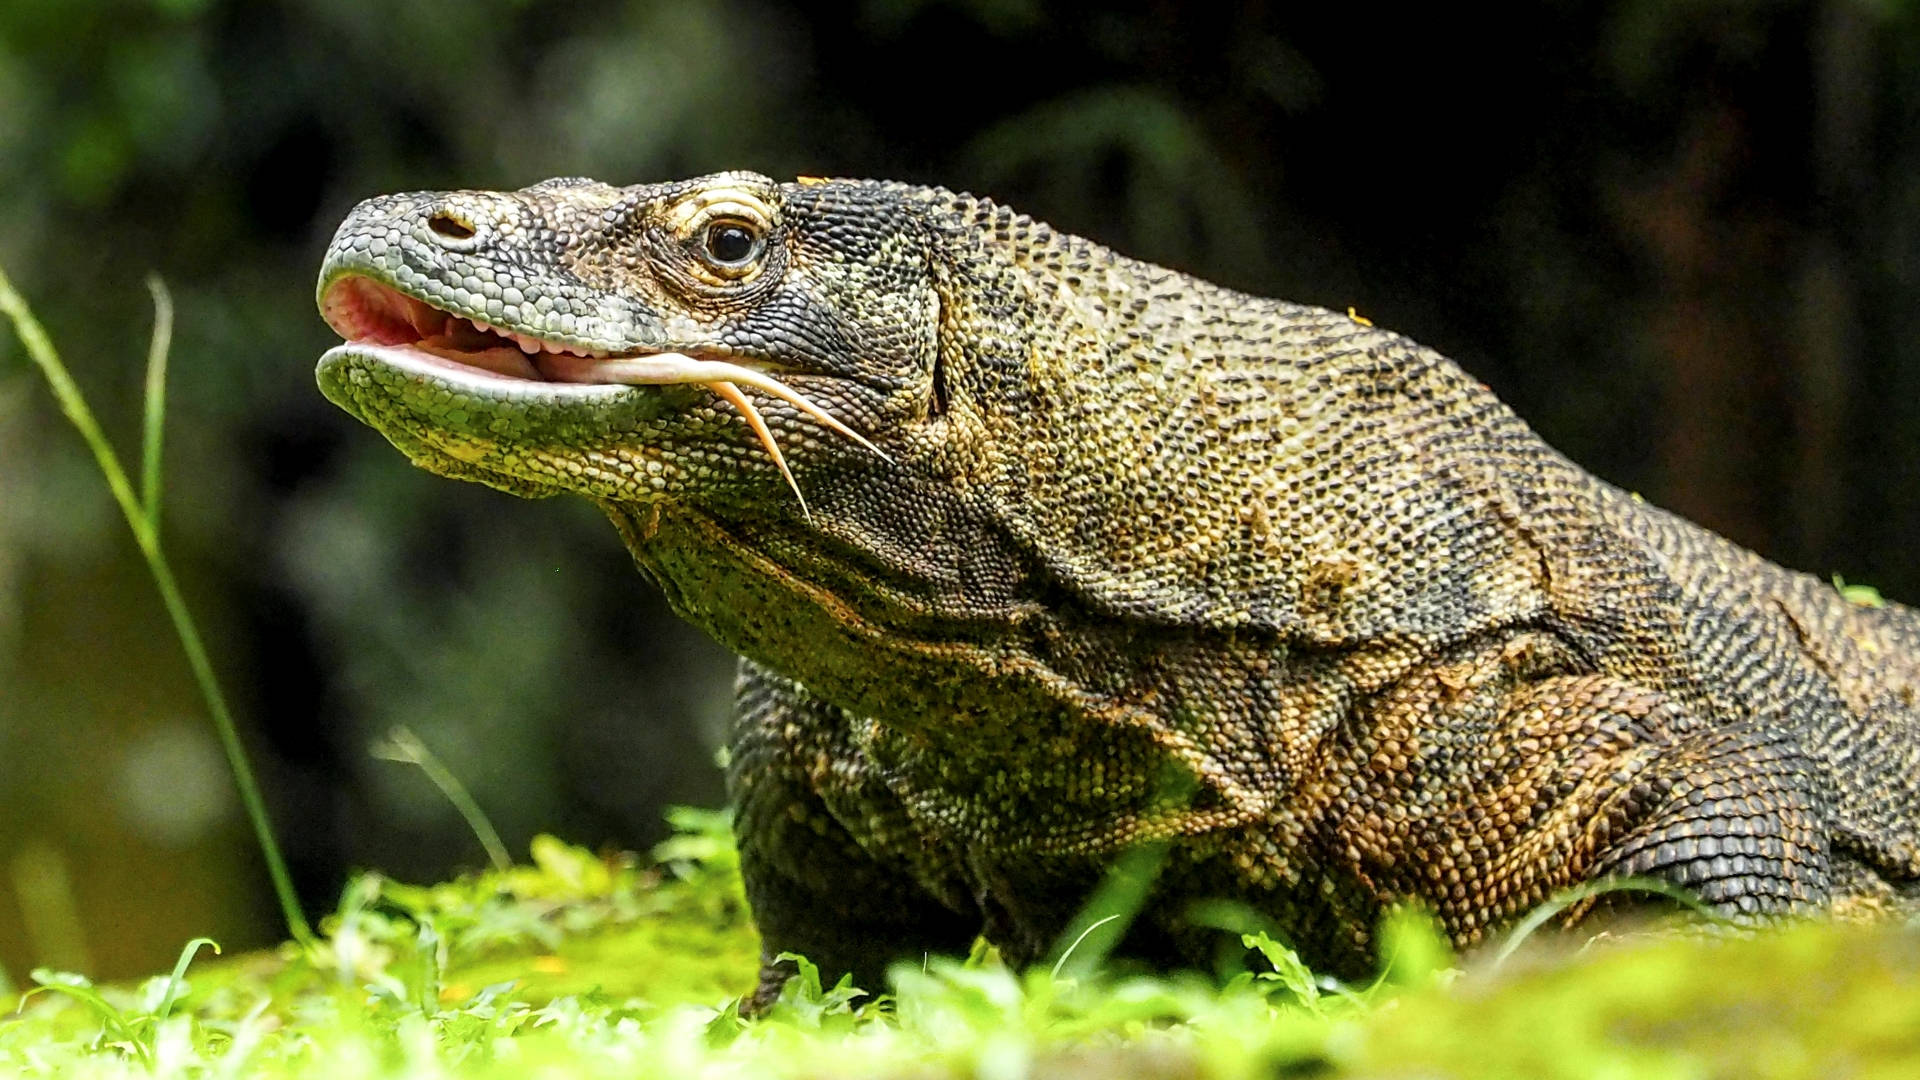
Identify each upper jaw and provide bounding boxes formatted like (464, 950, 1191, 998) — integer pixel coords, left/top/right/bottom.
(317, 191, 659, 359)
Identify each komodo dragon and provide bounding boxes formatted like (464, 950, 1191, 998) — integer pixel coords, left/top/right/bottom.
(315, 171, 1920, 1006)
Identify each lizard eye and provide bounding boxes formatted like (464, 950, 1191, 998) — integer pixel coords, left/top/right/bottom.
(700, 220, 764, 271)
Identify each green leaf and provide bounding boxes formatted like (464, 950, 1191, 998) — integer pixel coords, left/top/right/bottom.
(138, 274, 172, 531)
(1242, 932, 1320, 1008)
(1833, 574, 1887, 608)
(1377, 906, 1454, 989)
(529, 835, 614, 897)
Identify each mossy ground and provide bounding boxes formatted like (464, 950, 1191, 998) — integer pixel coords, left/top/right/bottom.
(2, 806, 1916, 1079)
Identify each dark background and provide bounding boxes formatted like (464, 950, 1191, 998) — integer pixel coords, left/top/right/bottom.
(2, 0, 1917, 979)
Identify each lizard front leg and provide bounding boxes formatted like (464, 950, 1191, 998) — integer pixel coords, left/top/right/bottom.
(1318, 637, 1831, 950)
(1588, 719, 1830, 917)
(1476, 676, 1832, 931)
(727, 660, 979, 1014)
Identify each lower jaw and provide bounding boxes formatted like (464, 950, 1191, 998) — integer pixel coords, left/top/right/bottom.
(316, 342, 649, 410)
(314, 342, 676, 495)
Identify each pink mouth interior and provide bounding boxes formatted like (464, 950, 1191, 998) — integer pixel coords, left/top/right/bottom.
(320, 276, 615, 381)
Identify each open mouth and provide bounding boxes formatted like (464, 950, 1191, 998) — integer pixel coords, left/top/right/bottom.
(320, 274, 622, 382)
(319, 274, 889, 516)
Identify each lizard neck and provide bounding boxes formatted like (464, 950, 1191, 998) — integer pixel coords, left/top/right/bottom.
(918, 191, 1565, 649)
(603, 498, 1422, 852)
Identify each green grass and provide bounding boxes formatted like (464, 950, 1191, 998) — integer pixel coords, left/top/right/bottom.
(4, 810, 1920, 1079)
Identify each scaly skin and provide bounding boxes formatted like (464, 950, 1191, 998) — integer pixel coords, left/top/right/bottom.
(315, 171, 1920, 1007)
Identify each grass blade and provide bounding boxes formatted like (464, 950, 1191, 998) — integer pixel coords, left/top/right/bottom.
(154, 937, 219, 1022)
(1492, 876, 1724, 967)
(0, 265, 316, 951)
(0, 271, 145, 529)
(1050, 914, 1123, 981)
(1044, 839, 1170, 982)
(140, 274, 173, 530)
(372, 726, 512, 872)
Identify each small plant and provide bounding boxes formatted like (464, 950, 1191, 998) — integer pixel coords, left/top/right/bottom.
(15, 938, 219, 1071)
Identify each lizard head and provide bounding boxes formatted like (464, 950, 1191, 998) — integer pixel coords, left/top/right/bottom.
(316, 172, 936, 516)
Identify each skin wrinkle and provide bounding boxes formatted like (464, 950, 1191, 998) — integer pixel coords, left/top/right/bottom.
(316, 171, 1920, 1011)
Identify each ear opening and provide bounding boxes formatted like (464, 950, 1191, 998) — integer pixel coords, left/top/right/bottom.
(918, 212, 964, 419)
(931, 338, 951, 417)
(921, 263, 952, 418)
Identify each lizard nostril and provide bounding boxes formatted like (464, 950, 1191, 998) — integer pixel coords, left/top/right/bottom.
(426, 211, 477, 242)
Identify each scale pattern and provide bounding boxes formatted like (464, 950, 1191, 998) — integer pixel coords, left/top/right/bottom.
(315, 172, 1920, 1007)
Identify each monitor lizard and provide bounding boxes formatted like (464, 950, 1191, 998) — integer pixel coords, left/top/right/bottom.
(314, 171, 1920, 1008)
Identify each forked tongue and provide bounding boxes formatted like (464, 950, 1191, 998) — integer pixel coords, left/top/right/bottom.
(538, 351, 893, 518)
